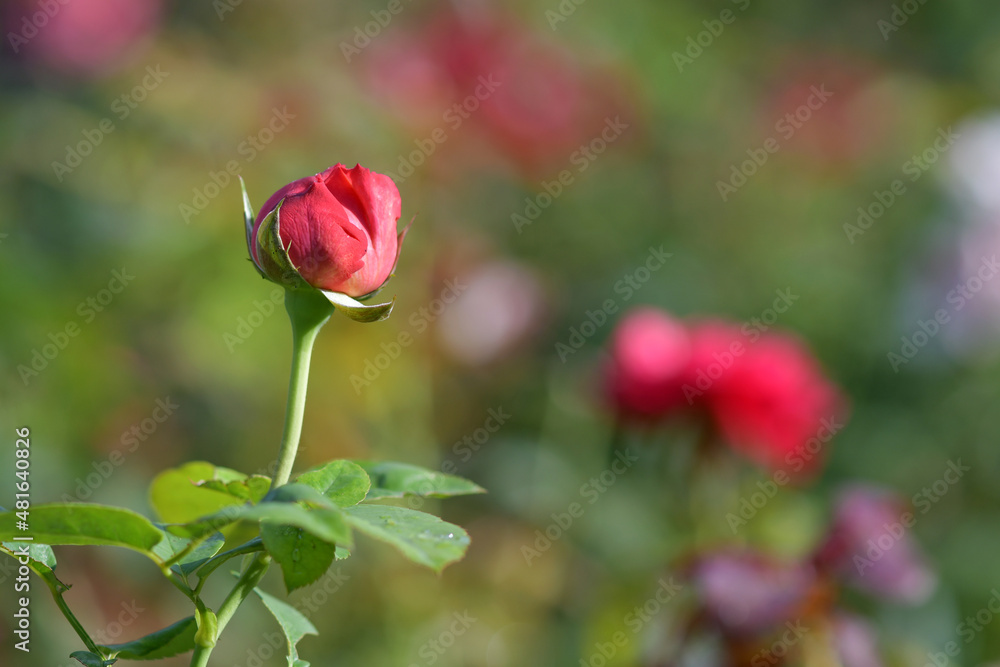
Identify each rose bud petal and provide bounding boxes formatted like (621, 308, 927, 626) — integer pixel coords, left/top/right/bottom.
(605, 308, 693, 419)
(250, 163, 404, 299)
(815, 485, 936, 604)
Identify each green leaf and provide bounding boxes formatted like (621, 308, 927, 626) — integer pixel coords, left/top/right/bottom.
(296, 460, 370, 507)
(198, 475, 271, 504)
(0, 505, 163, 557)
(167, 502, 351, 547)
(101, 616, 197, 660)
(149, 462, 245, 524)
(209, 465, 252, 484)
(254, 586, 318, 667)
(263, 483, 337, 509)
(151, 530, 226, 575)
(321, 289, 394, 323)
(359, 461, 485, 501)
(1, 540, 57, 569)
(343, 505, 470, 572)
(335, 546, 350, 560)
(71, 651, 116, 666)
(262, 523, 337, 593)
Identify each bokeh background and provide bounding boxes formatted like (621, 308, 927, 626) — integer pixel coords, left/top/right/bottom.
(3, 0, 1000, 665)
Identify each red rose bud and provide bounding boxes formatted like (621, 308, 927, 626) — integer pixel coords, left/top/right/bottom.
(605, 308, 692, 419)
(243, 164, 407, 322)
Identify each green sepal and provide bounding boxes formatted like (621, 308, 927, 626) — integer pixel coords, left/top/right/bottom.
(240, 177, 266, 278)
(321, 289, 395, 323)
(256, 200, 310, 289)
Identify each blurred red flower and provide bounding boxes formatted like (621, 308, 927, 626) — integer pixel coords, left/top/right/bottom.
(605, 308, 845, 474)
(605, 308, 693, 419)
(692, 324, 845, 473)
(363, 8, 629, 177)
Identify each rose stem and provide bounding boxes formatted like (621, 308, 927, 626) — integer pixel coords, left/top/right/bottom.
(190, 288, 332, 667)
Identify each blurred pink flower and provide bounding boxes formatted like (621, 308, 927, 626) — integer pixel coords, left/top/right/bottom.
(692, 550, 816, 638)
(10, 0, 162, 77)
(362, 34, 457, 128)
(766, 56, 895, 167)
(437, 261, 545, 366)
(832, 613, 883, 667)
(816, 485, 936, 604)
